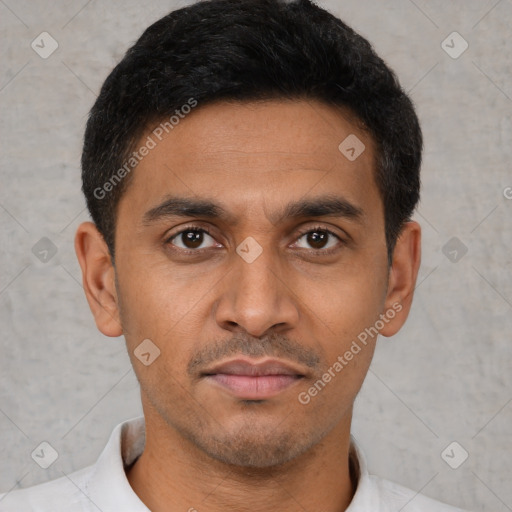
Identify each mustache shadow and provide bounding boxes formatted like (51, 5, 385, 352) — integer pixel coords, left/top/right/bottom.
(187, 331, 322, 377)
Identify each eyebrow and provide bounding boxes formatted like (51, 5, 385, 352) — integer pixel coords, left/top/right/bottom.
(142, 194, 364, 226)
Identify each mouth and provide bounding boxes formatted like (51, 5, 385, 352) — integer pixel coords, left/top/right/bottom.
(201, 358, 306, 400)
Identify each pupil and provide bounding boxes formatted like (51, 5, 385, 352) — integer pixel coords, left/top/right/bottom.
(308, 231, 327, 249)
(185, 230, 203, 248)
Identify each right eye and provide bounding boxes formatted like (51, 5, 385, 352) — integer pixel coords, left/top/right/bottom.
(166, 227, 220, 252)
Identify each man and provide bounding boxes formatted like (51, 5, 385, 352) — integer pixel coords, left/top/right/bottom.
(0, 0, 469, 510)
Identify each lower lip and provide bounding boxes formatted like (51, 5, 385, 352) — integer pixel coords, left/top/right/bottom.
(205, 374, 301, 399)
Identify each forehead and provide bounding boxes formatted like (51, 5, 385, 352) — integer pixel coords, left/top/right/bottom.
(118, 100, 381, 226)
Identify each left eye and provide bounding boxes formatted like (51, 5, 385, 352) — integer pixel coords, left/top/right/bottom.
(294, 229, 341, 251)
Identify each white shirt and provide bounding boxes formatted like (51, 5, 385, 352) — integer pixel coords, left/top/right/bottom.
(0, 415, 468, 511)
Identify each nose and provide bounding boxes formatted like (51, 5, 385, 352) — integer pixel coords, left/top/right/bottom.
(213, 243, 300, 338)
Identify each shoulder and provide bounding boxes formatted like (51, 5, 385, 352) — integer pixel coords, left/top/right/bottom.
(0, 465, 93, 512)
(0, 415, 146, 512)
(348, 438, 470, 512)
(369, 475, 470, 512)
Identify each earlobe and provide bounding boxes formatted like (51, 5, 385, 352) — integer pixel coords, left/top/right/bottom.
(379, 221, 422, 338)
(74, 221, 123, 337)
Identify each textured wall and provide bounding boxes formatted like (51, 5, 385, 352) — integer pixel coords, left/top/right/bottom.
(0, 1, 511, 511)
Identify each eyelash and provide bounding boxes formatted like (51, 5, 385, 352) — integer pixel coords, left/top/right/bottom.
(165, 224, 346, 256)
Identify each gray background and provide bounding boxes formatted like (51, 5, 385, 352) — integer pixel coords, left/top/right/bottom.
(1, 0, 511, 510)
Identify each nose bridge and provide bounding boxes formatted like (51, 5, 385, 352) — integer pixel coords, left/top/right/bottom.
(237, 238, 279, 298)
(215, 237, 299, 336)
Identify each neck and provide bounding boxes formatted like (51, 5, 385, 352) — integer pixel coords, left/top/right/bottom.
(127, 405, 357, 512)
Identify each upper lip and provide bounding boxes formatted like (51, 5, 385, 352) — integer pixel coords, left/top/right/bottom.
(202, 358, 305, 377)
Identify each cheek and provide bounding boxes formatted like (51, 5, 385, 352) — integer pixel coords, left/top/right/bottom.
(118, 256, 196, 321)
(314, 294, 381, 384)
(300, 279, 382, 412)
(296, 263, 387, 395)
(116, 259, 215, 370)
(301, 262, 387, 331)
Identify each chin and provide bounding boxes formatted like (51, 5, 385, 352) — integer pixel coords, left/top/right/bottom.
(194, 422, 320, 469)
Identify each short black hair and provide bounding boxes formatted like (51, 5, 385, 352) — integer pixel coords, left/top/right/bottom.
(81, 0, 422, 264)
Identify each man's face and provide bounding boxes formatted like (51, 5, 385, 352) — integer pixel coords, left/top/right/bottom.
(109, 100, 397, 467)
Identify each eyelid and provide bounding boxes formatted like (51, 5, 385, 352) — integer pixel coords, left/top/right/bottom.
(294, 224, 345, 241)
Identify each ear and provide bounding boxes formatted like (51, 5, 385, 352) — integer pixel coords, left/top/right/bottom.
(379, 221, 421, 337)
(74, 221, 123, 337)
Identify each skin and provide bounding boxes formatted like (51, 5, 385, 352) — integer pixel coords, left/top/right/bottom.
(75, 99, 421, 512)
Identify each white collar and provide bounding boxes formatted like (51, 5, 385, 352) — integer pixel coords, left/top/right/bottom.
(0, 418, 467, 510)
(83, 415, 376, 511)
